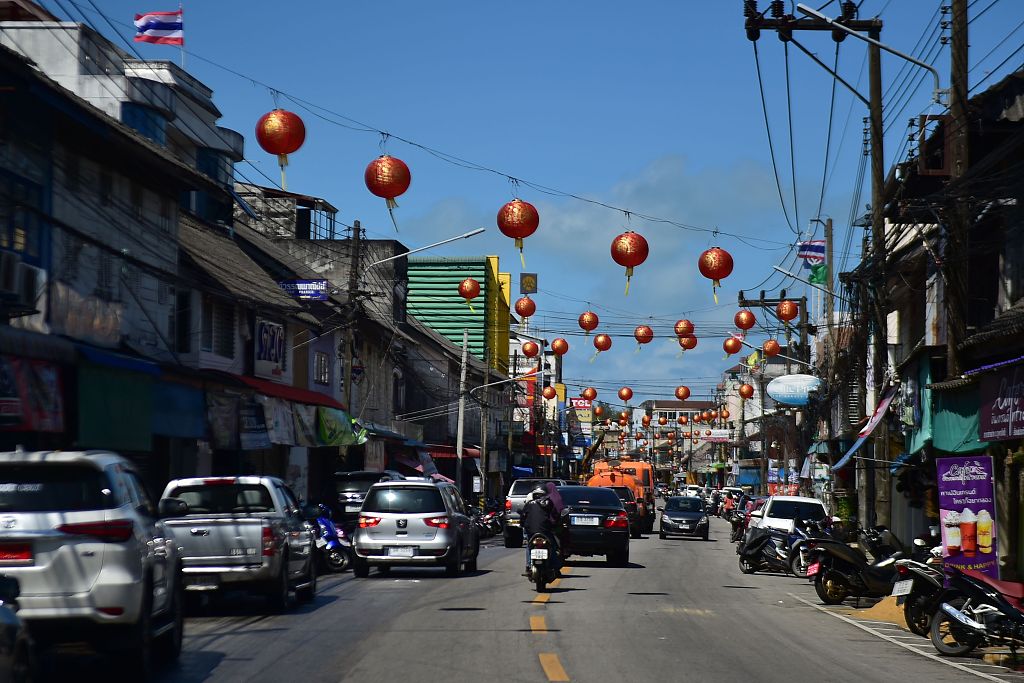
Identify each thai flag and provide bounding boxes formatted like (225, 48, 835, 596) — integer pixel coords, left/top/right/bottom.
(797, 240, 826, 264)
(134, 9, 183, 45)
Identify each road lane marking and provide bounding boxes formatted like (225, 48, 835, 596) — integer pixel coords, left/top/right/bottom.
(533, 593, 551, 604)
(538, 653, 570, 681)
(549, 578, 561, 589)
(659, 607, 714, 616)
(560, 567, 572, 575)
(530, 615, 548, 632)
(789, 593, 1007, 682)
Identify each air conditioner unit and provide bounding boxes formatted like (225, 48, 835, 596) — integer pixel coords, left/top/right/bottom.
(0, 251, 21, 295)
(17, 263, 44, 310)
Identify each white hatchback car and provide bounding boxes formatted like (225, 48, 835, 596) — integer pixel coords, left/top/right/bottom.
(0, 451, 184, 677)
(749, 495, 828, 533)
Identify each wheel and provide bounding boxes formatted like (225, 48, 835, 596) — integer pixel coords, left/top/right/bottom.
(659, 531, 667, 540)
(266, 560, 290, 612)
(814, 570, 850, 605)
(535, 576, 546, 592)
(295, 552, 317, 603)
(464, 541, 479, 572)
(325, 548, 349, 573)
(122, 585, 154, 680)
(930, 596, 983, 656)
(352, 558, 370, 578)
(445, 543, 462, 577)
(155, 571, 184, 663)
(904, 590, 932, 638)
(789, 552, 808, 578)
(702, 532, 709, 541)
(738, 556, 757, 574)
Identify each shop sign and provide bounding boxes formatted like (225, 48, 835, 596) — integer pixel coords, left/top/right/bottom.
(255, 318, 286, 378)
(0, 357, 63, 432)
(766, 374, 822, 406)
(979, 366, 1024, 442)
(937, 455, 998, 580)
(704, 429, 731, 443)
(278, 279, 329, 301)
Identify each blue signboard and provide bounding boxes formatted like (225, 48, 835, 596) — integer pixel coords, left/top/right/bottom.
(279, 279, 329, 301)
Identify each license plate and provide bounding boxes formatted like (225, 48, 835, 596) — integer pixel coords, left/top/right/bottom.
(387, 546, 415, 558)
(891, 579, 913, 597)
(507, 519, 520, 527)
(806, 562, 820, 577)
(345, 504, 362, 512)
(314, 537, 327, 548)
(184, 574, 219, 589)
(530, 548, 549, 560)
(571, 515, 600, 526)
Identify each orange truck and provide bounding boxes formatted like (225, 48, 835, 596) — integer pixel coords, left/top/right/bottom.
(586, 470, 643, 538)
(592, 458, 656, 533)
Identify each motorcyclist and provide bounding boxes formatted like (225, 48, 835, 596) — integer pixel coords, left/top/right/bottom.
(522, 486, 563, 576)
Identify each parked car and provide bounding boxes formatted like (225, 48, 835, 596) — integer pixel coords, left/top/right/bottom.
(659, 496, 710, 540)
(326, 470, 406, 524)
(0, 451, 184, 678)
(352, 479, 480, 577)
(749, 495, 827, 533)
(557, 485, 631, 566)
(503, 478, 567, 548)
(0, 576, 35, 682)
(160, 475, 317, 611)
(607, 485, 642, 538)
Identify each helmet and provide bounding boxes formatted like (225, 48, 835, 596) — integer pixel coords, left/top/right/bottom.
(530, 487, 547, 501)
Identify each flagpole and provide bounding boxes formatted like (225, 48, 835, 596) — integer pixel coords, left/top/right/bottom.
(179, 3, 185, 69)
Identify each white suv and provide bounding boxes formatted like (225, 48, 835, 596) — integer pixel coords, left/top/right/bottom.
(0, 451, 184, 678)
(750, 495, 828, 533)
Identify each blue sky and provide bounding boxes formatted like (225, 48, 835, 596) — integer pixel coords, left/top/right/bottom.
(70, 0, 1024, 405)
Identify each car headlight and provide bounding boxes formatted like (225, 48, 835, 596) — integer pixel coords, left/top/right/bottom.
(698, 516, 709, 525)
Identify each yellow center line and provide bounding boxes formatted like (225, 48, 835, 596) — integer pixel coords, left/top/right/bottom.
(560, 566, 573, 575)
(533, 593, 551, 604)
(530, 615, 548, 632)
(549, 578, 561, 589)
(539, 653, 570, 682)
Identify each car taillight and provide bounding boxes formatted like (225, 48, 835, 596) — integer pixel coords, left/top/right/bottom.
(604, 512, 630, 529)
(896, 564, 909, 576)
(261, 525, 275, 557)
(359, 515, 382, 528)
(57, 520, 133, 542)
(505, 499, 512, 511)
(0, 542, 32, 563)
(424, 516, 449, 529)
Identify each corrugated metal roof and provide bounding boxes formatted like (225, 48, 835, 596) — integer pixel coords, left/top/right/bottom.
(407, 258, 489, 360)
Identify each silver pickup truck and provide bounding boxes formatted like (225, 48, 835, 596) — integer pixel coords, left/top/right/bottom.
(502, 478, 567, 548)
(159, 475, 317, 611)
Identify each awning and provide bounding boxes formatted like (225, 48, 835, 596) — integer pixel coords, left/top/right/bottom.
(832, 386, 898, 470)
(363, 422, 407, 440)
(152, 380, 206, 438)
(77, 345, 160, 376)
(807, 441, 829, 455)
(736, 469, 761, 486)
(227, 373, 347, 410)
(0, 326, 75, 363)
(425, 445, 481, 459)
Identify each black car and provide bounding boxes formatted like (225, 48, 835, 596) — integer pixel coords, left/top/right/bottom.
(607, 486, 642, 539)
(557, 486, 630, 566)
(659, 496, 710, 540)
(326, 470, 406, 526)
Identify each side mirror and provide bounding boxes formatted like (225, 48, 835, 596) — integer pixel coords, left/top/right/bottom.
(158, 497, 189, 519)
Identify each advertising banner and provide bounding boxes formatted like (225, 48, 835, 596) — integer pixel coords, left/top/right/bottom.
(937, 456, 999, 580)
(254, 318, 286, 379)
(206, 393, 239, 450)
(979, 366, 1024, 442)
(239, 399, 272, 450)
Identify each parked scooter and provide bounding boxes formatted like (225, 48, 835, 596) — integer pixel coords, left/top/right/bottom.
(737, 527, 790, 574)
(526, 532, 560, 592)
(728, 509, 747, 543)
(929, 566, 1024, 657)
(805, 526, 903, 604)
(893, 546, 944, 637)
(314, 504, 353, 573)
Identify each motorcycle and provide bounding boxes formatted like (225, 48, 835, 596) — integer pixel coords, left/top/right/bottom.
(314, 504, 353, 573)
(526, 532, 560, 592)
(728, 509, 747, 543)
(737, 527, 790, 575)
(805, 526, 903, 605)
(929, 565, 1024, 657)
(787, 518, 845, 578)
(892, 547, 944, 637)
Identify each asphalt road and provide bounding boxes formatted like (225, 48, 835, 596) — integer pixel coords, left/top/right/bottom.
(46, 517, 1023, 682)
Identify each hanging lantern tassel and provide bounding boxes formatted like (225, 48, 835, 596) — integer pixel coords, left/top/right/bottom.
(278, 154, 289, 190)
(464, 297, 475, 313)
(516, 237, 526, 268)
(589, 350, 598, 363)
(386, 198, 400, 232)
(624, 266, 633, 295)
(712, 278, 720, 304)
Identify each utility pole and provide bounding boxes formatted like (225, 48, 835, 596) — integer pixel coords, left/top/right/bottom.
(342, 220, 362, 411)
(480, 348, 489, 505)
(455, 328, 469, 494)
(945, 0, 969, 377)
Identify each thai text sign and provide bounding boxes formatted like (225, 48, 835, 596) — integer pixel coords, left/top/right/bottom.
(979, 366, 1024, 442)
(279, 279, 329, 301)
(937, 456, 998, 580)
(255, 318, 286, 378)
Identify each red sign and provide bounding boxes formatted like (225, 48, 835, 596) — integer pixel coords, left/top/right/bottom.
(979, 366, 1024, 442)
(0, 357, 63, 432)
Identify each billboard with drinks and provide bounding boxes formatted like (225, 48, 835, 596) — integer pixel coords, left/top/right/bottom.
(936, 455, 998, 580)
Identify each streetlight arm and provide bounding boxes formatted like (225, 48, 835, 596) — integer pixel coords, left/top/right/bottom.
(363, 228, 486, 271)
(795, 4, 945, 104)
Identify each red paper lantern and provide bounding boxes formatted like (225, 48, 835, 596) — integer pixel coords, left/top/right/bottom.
(542, 386, 557, 400)
(679, 335, 698, 351)
(675, 319, 695, 337)
(551, 338, 569, 356)
(776, 299, 799, 322)
(721, 409, 731, 419)
(522, 341, 540, 358)
(739, 384, 755, 399)
(694, 414, 703, 424)
(641, 415, 651, 427)
(619, 419, 628, 427)
(618, 387, 633, 402)
(255, 109, 306, 189)
(610, 230, 649, 295)
(497, 198, 540, 261)
(593, 334, 612, 353)
(709, 410, 719, 420)
(619, 411, 629, 420)
(514, 296, 536, 320)
(578, 311, 600, 335)
(667, 432, 675, 440)
(594, 406, 604, 417)
(702, 411, 712, 421)
(735, 310, 756, 330)
(675, 386, 691, 401)
(723, 337, 742, 355)
(658, 416, 668, 426)
(582, 387, 598, 401)
(458, 278, 480, 304)
(684, 431, 692, 438)
(705, 429, 712, 437)
(633, 325, 654, 346)
(763, 339, 781, 357)
(365, 156, 411, 229)
(697, 246, 734, 302)
(678, 415, 689, 425)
